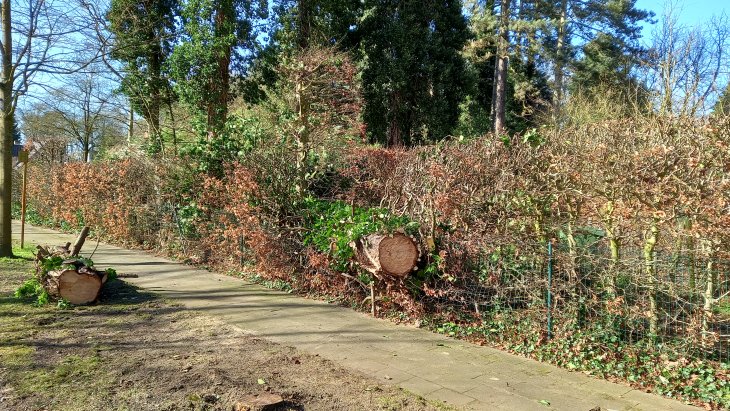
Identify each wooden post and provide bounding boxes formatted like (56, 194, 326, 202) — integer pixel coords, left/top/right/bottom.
(370, 281, 375, 317)
(19, 149, 28, 248)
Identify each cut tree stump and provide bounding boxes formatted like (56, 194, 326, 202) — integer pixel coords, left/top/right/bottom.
(353, 232, 420, 277)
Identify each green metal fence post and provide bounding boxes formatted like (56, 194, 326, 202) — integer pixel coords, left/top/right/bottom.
(547, 240, 553, 340)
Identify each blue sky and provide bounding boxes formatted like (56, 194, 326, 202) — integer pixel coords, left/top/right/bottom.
(628, 1, 729, 113)
(636, 0, 728, 31)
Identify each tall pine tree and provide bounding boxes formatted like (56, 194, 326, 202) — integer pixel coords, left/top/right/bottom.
(463, 0, 552, 135)
(359, 0, 469, 146)
(108, 0, 177, 153)
(550, 0, 652, 108)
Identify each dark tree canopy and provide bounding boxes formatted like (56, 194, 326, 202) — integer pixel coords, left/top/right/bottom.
(108, 0, 177, 151)
(359, 0, 469, 146)
(167, 0, 268, 135)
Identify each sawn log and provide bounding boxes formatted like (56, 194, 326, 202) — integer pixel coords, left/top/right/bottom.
(353, 232, 420, 277)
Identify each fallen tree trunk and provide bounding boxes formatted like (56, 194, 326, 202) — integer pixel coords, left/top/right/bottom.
(353, 232, 420, 277)
(44, 265, 108, 305)
(35, 226, 110, 305)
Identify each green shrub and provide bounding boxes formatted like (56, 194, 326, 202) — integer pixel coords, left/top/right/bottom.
(104, 268, 117, 281)
(14, 278, 50, 306)
(301, 197, 418, 273)
(182, 115, 267, 178)
(40, 256, 64, 273)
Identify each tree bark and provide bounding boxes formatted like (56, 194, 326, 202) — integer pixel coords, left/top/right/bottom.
(294, 70, 310, 193)
(602, 201, 619, 297)
(702, 258, 714, 346)
(71, 226, 90, 257)
(82, 141, 90, 162)
(82, 84, 92, 162)
(38, 230, 107, 304)
(210, 0, 232, 137)
(298, 0, 312, 49)
(493, 0, 510, 135)
(149, 39, 163, 149)
(387, 91, 403, 146)
(0, 0, 13, 257)
(167, 100, 178, 156)
(700, 240, 717, 347)
(553, 0, 568, 113)
(127, 107, 134, 146)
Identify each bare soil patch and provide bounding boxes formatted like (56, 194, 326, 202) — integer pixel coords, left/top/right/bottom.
(0, 252, 447, 411)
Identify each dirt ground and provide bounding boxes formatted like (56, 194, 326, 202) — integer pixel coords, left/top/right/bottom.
(0, 250, 448, 411)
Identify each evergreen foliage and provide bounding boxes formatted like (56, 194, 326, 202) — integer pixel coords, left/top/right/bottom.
(552, 0, 652, 98)
(713, 83, 730, 116)
(108, 0, 177, 150)
(167, 0, 268, 135)
(358, 0, 469, 146)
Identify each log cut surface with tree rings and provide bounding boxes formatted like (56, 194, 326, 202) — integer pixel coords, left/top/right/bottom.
(379, 234, 419, 277)
(47, 269, 103, 305)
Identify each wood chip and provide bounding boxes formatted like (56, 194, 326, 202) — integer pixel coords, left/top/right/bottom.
(237, 393, 284, 409)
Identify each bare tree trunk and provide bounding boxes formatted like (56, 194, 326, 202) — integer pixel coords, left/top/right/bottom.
(212, 43, 230, 132)
(148, 36, 163, 149)
(553, 0, 568, 114)
(660, 58, 673, 115)
(167, 101, 178, 156)
(566, 219, 578, 279)
(387, 92, 403, 146)
(700, 240, 717, 347)
(490, 55, 498, 120)
(387, 118, 402, 146)
(298, 0, 312, 49)
(209, 0, 232, 137)
(702, 259, 714, 345)
(82, 125, 91, 162)
(493, 0, 510, 135)
(294, 71, 310, 192)
(293, 0, 311, 170)
(689, 235, 696, 290)
(0, 0, 13, 257)
(0, 106, 11, 257)
(602, 201, 619, 297)
(148, 102, 162, 151)
(127, 108, 134, 146)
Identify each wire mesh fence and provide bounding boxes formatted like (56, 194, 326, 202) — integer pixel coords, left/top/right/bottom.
(427, 238, 730, 365)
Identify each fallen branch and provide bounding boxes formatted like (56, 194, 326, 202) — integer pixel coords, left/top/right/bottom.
(71, 226, 90, 257)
